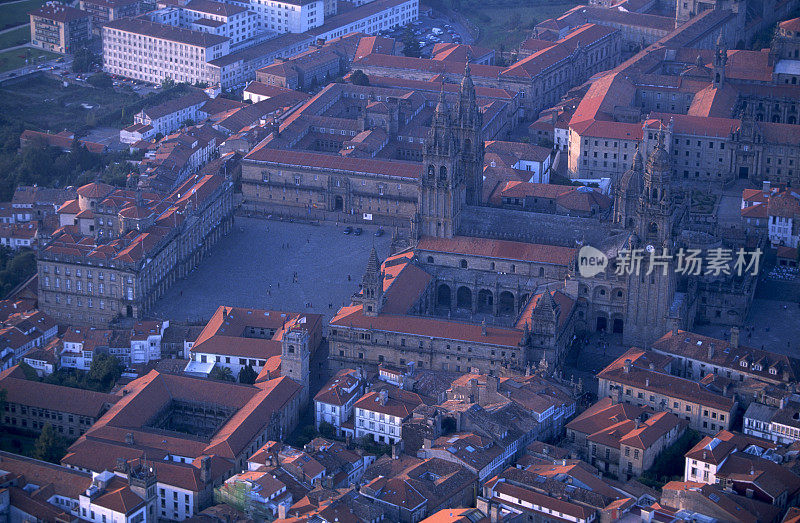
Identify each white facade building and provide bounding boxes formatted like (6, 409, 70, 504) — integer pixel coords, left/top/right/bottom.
(353, 387, 421, 445)
(103, 18, 229, 85)
(314, 368, 364, 436)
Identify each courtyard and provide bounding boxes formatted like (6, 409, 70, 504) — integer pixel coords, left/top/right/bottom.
(148, 217, 393, 325)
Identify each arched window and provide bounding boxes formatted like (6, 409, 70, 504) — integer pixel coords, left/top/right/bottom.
(428, 165, 435, 178)
(460, 259, 468, 268)
(440, 166, 447, 179)
(464, 139, 471, 153)
(426, 256, 434, 264)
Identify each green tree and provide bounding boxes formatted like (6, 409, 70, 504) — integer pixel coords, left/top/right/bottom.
(17, 361, 39, 381)
(318, 421, 336, 439)
(209, 365, 234, 382)
(72, 47, 96, 73)
(161, 77, 176, 90)
(238, 364, 258, 384)
(87, 353, 123, 391)
(350, 69, 370, 86)
(180, 118, 195, 128)
(401, 27, 421, 58)
(33, 423, 66, 463)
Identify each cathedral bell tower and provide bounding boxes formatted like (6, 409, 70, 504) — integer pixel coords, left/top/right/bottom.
(413, 87, 464, 239)
(623, 130, 678, 348)
(455, 63, 484, 206)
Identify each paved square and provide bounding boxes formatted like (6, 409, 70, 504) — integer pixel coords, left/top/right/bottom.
(148, 217, 393, 324)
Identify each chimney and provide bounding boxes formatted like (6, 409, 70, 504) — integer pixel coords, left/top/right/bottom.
(323, 474, 334, 488)
(708, 344, 714, 359)
(762, 180, 771, 196)
(645, 377, 650, 387)
(624, 359, 632, 373)
(379, 389, 388, 405)
(703, 450, 707, 460)
(481, 319, 487, 336)
(634, 418, 640, 429)
(489, 502, 500, 523)
(278, 504, 288, 520)
(730, 327, 739, 349)
(391, 440, 403, 459)
(423, 438, 433, 449)
(125, 433, 134, 445)
(199, 456, 212, 484)
(115, 457, 128, 472)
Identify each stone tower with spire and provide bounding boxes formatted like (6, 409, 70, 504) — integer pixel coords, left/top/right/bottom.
(614, 145, 643, 228)
(413, 86, 464, 239)
(623, 130, 678, 347)
(454, 63, 484, 206)
(412, 64, 484, 240)
(354, 246, 383, 316)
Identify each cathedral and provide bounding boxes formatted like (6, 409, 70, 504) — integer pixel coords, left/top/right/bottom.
(330, 65, 755, 376)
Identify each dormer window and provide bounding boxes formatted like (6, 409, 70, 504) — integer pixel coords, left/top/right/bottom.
(740, 360, 748, 367)
(769, 367, 777, 375)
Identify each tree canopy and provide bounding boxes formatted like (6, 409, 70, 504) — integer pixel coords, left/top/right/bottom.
(210, 365, 235, 382)
(350, 69, 371, 86)
(33, 423, 67, 463)
(238, 364, 258, 384)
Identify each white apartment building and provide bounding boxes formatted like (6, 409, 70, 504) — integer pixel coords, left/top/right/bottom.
(131, 90, 209, 139)
(353, 387, 422, 445)
(103, 18, 229, 85)
(310, 0, 417, 41)
(78, 471, 149, 523)
(151, 0, 261, 46)
(249, 0, 324, 34)
(314, 368, 364, 436)
(744, 401, 800, 444)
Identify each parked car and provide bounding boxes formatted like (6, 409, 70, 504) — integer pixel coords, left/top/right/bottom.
(375, 227, 385, 237)
(354, 227, 363, 236)
(344, 226, 353, 234)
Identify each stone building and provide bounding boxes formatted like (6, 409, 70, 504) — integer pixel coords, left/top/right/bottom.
(352, 23, 622, 119)
(239, 78, 519, 225)
(62, 370, 303, 520)
(37, 175, 234, 326)
(596, 348, 737, 434)
(0, 365, 119, 438)
(566, 397, 687, 480)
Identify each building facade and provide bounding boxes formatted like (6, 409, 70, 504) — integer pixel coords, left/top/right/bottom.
(38, 176, 234, 326)
(30, 4, 91, 54)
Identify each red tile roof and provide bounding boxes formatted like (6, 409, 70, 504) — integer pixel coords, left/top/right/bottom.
(331, 304, 524, 347)
(416, 236, 576, 266)
(244, 147, 423, 179)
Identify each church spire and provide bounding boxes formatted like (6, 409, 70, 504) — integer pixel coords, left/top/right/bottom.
(358, 246, 383, 316)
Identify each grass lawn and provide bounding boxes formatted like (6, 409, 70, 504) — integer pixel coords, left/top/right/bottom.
(0, 74, 140, 130)
(1, 0, 46, 30)
(0, 47, 59, 73)
(464, 2, 579, 50)
(0, 25, 31, 50)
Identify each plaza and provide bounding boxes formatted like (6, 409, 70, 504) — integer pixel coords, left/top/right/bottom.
(148, 217, 392, 325)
